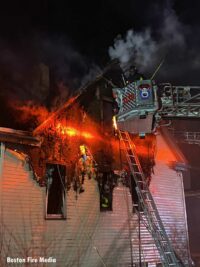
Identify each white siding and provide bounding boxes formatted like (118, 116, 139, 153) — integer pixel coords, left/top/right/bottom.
(0, 149, 139, 267)
(83, 184, 136, 267)
(150, 132, 190, 265)
(0, 133, 190, 267)
(125, 132, 191, 266)
(0, 149, 45, 266)
(43, 179, 137, 267)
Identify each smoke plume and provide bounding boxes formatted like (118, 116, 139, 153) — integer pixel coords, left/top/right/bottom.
(0, 34, 102, 128)
(108, 29, 157, 71)
(108, 1, 198, 84)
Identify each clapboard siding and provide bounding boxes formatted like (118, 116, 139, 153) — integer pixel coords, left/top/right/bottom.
(0, 148, 141, 267)
(0, 149, 45, 266)
(0, 132, 190, 267)
(117, 132, 190, 266)
(150, 133, 190, 265)
(44, 180, 100, 267)
(86, 185, 136, 267)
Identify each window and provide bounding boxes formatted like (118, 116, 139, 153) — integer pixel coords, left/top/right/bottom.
(45, 163, 66, 219)
(98, 172, 114, 212)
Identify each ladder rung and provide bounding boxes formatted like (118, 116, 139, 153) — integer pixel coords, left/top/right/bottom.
(157, 229, 165, 232)
(148, 209, 156, 212)
(130, 162, 138, 166)
(130, 163, 140, 167)
(120, 130, 178, 266)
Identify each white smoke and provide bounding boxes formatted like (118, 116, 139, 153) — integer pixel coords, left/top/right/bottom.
(109, 29, 157, 71)
(108, 3, 186, 76)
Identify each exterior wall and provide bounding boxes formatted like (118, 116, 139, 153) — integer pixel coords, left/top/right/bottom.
(150, 132, 191, 265)
(117, 114, 153, 135)
(0, 136, 190, 266)
(0, 148, 136, 267)
(0, 148, 45, 266)
(81, 131, 191, 266)
(83, 184, 135, 267)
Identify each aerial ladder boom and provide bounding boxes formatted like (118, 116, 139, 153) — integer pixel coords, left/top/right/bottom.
(118, 130, 184, 267)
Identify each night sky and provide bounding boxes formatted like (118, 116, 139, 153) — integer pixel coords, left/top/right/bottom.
(0, 0, 200, 117)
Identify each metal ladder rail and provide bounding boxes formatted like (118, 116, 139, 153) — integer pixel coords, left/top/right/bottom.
(122, 131, 182, 267)
(118, 130, 183, 267)
(120, 133, 169, 260)
(121, 131, 183, 267)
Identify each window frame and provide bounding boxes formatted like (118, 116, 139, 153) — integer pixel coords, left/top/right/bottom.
(45, 162, 67, 220)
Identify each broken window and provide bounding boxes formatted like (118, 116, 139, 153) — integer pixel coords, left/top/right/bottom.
(45, 163, 66, 219)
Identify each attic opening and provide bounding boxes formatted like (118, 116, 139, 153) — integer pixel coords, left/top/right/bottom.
(45, 163, 66, 220)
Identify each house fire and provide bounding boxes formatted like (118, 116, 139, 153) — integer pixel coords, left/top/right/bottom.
(0, 63, 192, 266)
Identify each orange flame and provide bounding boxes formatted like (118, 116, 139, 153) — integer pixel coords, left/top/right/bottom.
(81, 132, 93, 139)
(112, 116, 118, 130)
(10, 101, 51, 126)
(34, 94, 81, 134)
(56, 123, 94, 139)
(66, 127, 78, 137)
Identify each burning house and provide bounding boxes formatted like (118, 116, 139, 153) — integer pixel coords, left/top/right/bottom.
(0, 63, 192, 266)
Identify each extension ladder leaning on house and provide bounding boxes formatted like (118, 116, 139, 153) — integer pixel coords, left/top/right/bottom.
(118, 130, 184, 267)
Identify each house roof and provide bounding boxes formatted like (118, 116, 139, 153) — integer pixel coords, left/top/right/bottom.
(33, 61, 123, 135)
(0, 127, 41, 147)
